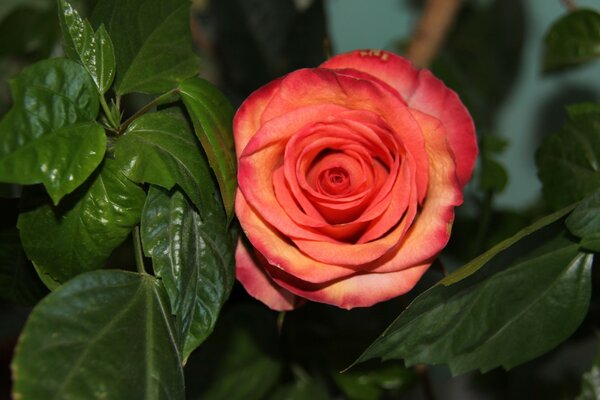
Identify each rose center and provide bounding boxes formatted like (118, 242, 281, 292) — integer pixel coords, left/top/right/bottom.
(319, 167, 350, 195)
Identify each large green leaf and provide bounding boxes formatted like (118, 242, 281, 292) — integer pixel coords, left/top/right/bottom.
(536, 112, 600, 210)
(11, 270, 184, 399)
(355, 235, 593, 375)
(0, 58, 102, 204)
(91, 0, 198, 95)
(440, 204, 575, 286)
(179, 77, 236, 221)
(18, 160, 146, 289)
(566, 188, 600, 252)
(544, 9, 600, 71)
(185, 304, 283, 400)
(141, 186, 235, 361)
(0, 228, 47, 305)
(58, 0, 115, 94)
(115, 110, 215, 213)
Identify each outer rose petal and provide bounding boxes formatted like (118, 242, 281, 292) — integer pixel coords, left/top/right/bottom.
(235, 238, 300, 311)
(321, 49, 477, 187)
(267, 261, 431, 310)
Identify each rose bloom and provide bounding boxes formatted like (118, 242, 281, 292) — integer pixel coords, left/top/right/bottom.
(234, 49, 477, 310)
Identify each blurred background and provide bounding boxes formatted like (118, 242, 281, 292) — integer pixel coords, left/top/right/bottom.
(2, 0, 600, 399)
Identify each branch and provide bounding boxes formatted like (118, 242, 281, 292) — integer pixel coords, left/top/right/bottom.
(406, 0, 464, 68)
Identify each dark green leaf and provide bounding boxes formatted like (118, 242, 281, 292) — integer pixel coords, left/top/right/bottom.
(11, 270, 184, 399)
(536, 112, 600, 210)
(440, 204, 575, 286)
(0, 122, 105, 205)
(269, 379, 330, 400)
(58, 0, 116, 93)
(141, 186, 235, 361)
(544, 9, 600, 71)
(91, 0, 199, 95)
(0, 228, 47, 305)
(566, 188, 600, 252)
(0, 58, 101, 204)
(567, 102, 600, 119)
(18, 159, 146, 289)
(332, 362, 415, 400)
(0, 0, 51, 23)
(185, 304, 283, 400)
(116, 110, 215, 213)
(356, 236, 593, 375)
(179, 77, 236, 221)
(479, 157, 508, 193)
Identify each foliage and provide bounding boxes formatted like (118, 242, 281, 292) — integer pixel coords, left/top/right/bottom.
(0, 0, 600, 399)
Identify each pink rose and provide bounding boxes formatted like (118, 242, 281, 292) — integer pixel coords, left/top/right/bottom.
(234, 49, 477, 310)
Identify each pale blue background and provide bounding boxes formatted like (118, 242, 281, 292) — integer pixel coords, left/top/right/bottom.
(326, 0, 600, 209)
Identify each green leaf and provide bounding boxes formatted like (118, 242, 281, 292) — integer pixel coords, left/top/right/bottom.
(11, 270, 184, 399)
(185, 304, 283, 400)
(0, 122, 106, 205)
(440, 204, 575, 286)
(355, 236, 593, 375)
(141, 186, 235, 361)
(479, 157, 508, 193)
(91, 0, 199, 95)
(536, 112, 600, 210)
(58, 0, 116, 94)
(567, 102, 600, 119)
(18, 160, 146, 289)
(0, 58, 102, 204)
(566, 188, 600, 252)
(0, 228, 47, 305)
(179, 77, 236, 222)
(332, 362, 415, 400)
(544, 9, 600, 71)
(116, 110, 216, 213)
(269, 379, 330, 400)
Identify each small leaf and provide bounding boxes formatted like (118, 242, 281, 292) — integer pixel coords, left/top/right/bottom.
(536, 112, 600, 210)
(18, 160, 146, 289)
(91, 0, 199, 95)
(11, 270, 184, 399)
(116, 110, 216, 213)
(179, 77, 236, 221)
(479, 157, 508, 193)
(355, 235, 593, 375)
(141, 186, 235, 361)
(566, 188, 600, 252)
(58, 0, 116, 93)
(0, 58, 101, 204)
(0, 122, 106, 205)
(440, 204, 575, 286)
(567, 102, 600, 119)
(332, 362, 415, 400)
(577, 345, 600, 400)
(0, 228, 47, 305)
(544, 9, 600, 71)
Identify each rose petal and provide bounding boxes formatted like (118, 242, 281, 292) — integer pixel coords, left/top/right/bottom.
(267, 261, 430, 310)
(235, 239, 300, 311)
(321, 49, 477, 186)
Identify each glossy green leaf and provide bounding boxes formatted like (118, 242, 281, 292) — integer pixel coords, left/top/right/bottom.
(179, 77, 236, 221)
(566, 188, 600, 252)
(91, 0, 199, 95)
(185, 304, 283, 400)
(440, 204, 575, 286)
(116, 110, 215, 213)
(0, 59, 101, 204)
(536, 113, 600, 210)
(356, 236, 593, 375)
(141, 186, 235, 361)
(544, 9, 600, 71)
(58, 0, 115, 93)
(0, 122, 105, 205)
(18, 160, 146, 289)
(11, 270, 184, 399)
(0, 228, 47, 305)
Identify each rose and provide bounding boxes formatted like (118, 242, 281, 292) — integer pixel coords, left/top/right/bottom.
(233, 49, 477, 310)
